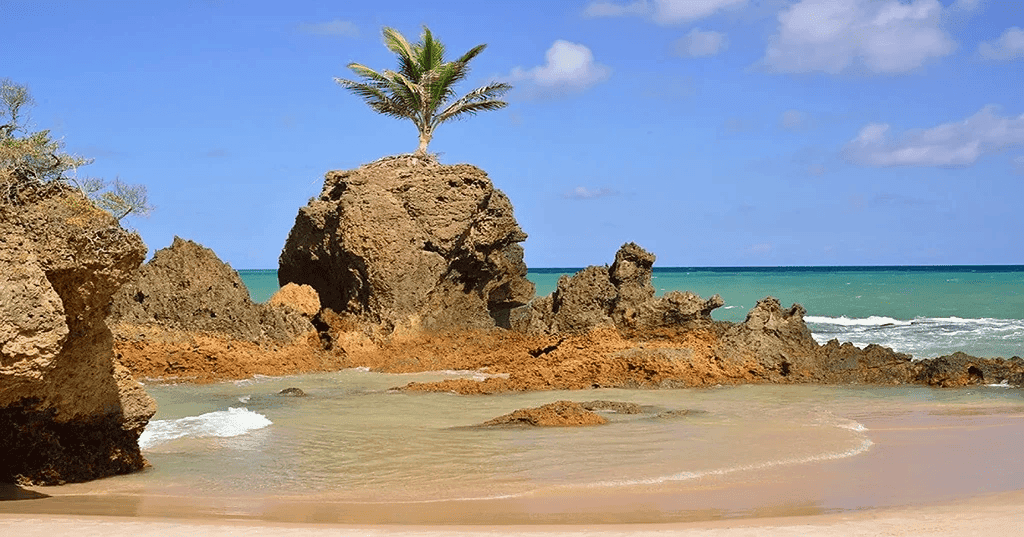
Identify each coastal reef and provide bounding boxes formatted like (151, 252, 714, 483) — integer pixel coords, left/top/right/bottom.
(393, 243, 1024, 394)
(109, 237, 343, 380)
(0, 182, 155, 485)
(278, 155, 534, 334)
(510, 242, 725, 334)
(112, 159, 1024, 393)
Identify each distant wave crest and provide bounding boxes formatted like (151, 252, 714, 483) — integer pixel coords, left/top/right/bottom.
(807, 315, 1024, 359)
(805, 315, 911, 327)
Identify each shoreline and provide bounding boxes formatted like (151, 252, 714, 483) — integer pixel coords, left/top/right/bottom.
(5, 402, 1024, 527)
(3, 489, 1024, 536)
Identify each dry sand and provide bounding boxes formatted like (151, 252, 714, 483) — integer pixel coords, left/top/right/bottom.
(2, 491, 1024, 537)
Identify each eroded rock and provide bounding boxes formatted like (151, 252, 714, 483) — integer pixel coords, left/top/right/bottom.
(110, 238, 337, 382)
(278, 156, 534, 334)
(510, 243, 723, 334)
(0, 182, 155, 485)
(269, 283, 321, 317)
(480, 400, 608, 427)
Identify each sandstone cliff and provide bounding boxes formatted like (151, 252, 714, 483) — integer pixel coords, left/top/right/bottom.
(278, 156, 534, 334)
(0, 182, 155, 485)
(110, 238, 341, 381)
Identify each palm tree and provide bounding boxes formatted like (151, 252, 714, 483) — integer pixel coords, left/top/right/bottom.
(335, 26, 511, 157)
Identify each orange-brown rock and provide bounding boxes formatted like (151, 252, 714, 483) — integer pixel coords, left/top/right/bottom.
(1, 182, 155, 485)
(112, 325, 345, 382)
(268, 283, 321, 317)
(112, 234, 1024, 393)
(480, 401, 608, 427)
(110, 238, 333, 382)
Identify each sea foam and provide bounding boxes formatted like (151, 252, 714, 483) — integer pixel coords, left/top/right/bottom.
(139, 407, 272, 449)
(584, 419, 873, 489)
(807, 315, 1024, 359)
(805, 315, 911, 327)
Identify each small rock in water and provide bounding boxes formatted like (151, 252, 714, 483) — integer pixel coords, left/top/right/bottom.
(481, 401, 607, 427)
(580, 400, 642, 414)
(278, 387, 306, 397)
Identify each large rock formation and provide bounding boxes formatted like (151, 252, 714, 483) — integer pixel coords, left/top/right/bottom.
(393, 243, 1024, 394)
(0, 183, 155, 485)
(510, 242, 724, 334)
(110, 238, 339, 381)
(278, 156, 534, 333)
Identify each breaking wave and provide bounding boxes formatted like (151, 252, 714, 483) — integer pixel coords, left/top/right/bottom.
(139, 407, 272, 449)
(807, 315, 1024, 359)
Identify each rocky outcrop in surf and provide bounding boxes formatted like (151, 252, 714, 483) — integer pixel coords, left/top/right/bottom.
(110, 237, 342, 381)
(392, 243, 1024, 394)
(510, 242, 724, 334)
(0, 182, 155, 485)
(278, 155, 534, 334)
(480, 400, 609, 427)
(479, 399, 677, 427)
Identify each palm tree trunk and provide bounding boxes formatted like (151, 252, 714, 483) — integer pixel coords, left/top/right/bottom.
(415, 130, 432, 156)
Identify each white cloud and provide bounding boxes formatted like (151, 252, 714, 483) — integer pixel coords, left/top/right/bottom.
(780, 109, 807, 129)
(843, 106, 1024, 167)
(509, 41, 611, 95)
(674, 28, 728, 57)
(297, 19, 359, 37)
(978, 27, 1024, 61)
(564, 187, 619, 200)
(953, 0, 982, 10)
(653, 0, 747, 23)
(583, 0, 747, 24)
(761, 0, 956, 74)
(583, 0, 648, 17)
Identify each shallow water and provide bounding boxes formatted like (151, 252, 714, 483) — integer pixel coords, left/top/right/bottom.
(102, 371, 1024, 508)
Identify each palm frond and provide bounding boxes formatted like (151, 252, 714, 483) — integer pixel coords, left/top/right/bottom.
(382, 27, 419, 81)
(418, 26, 446, 72)
(346, 63, 390, 86)
(435, 99, 508, 125)
(421, 63, 463, 109)
(334, 79, 413, 119)
(434, 83, 511, 125)
(453, 44, 486, 66)
(335, 25, 511, 154)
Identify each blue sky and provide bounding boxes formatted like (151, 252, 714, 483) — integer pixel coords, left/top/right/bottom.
(5, 0, 1023, 268)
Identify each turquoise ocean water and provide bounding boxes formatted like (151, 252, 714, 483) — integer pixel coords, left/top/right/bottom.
(241, 266, 1024, 359)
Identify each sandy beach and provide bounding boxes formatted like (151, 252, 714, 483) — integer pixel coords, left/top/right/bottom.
(3, 490, 1024, 537)
(4, 399, 1024, 535)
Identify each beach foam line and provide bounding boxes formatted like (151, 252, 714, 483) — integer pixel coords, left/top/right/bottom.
(582, 420, 873, 489)
(139, 407, 272, 449)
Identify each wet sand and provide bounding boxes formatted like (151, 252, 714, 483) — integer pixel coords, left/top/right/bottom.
(3, 491, 1024, 537)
